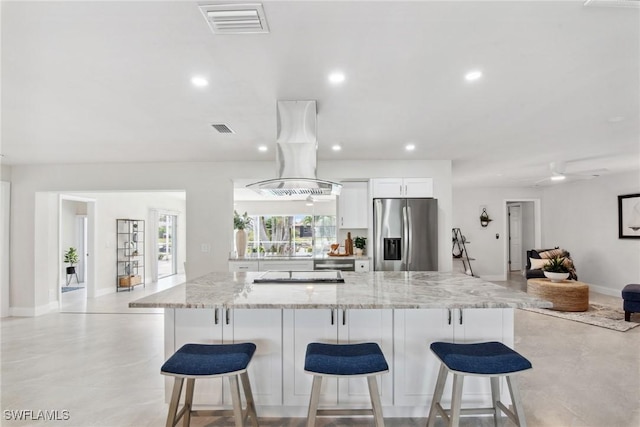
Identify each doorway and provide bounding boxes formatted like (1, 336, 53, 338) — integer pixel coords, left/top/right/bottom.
(58, 195, 97, 305)
(503, 199, 540, 281)
(157, 213, 178, 279)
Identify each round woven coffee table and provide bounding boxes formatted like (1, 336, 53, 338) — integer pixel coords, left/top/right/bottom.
(527, 278, 589, 312)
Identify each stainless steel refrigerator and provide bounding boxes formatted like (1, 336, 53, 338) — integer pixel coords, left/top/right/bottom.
(373, 198, 438, 271)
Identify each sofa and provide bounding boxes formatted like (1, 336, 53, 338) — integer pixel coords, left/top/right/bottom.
(525, 248, 578, 281)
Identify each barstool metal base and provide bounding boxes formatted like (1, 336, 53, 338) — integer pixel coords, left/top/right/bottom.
(306, 374, 385, 427)
(165, 371, 259, 427)
(426, 363, 528, 427)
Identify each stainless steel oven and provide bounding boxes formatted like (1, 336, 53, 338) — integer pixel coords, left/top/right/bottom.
(313, 259, 355, 272)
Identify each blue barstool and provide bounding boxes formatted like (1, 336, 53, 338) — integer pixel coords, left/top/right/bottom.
(161, 343, 259, 427)
(426, 341, 531, 427)
(304, 342, 389, 427)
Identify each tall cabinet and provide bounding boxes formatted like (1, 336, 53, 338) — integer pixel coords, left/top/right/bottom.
(116, 219, 145, 292)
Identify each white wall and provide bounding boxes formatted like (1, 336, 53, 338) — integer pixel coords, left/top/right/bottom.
(541, 171, 640, 295)
(8, 159, 452, 315)
(453, 187, 542, 279)
(1, 181, 10, 317)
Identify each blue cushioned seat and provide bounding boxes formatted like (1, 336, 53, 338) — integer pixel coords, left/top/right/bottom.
(304, 342, 388, 376)
(430, 341, 531, 375)
(427, 341, 532, 427)
(161, 343, 256, 376)
(161, 342, 259, 427)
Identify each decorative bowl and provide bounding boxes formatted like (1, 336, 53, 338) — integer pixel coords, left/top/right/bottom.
(544, 271, 569, 283)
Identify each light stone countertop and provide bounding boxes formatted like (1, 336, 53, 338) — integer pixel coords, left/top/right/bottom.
(129, 271, 552, 310)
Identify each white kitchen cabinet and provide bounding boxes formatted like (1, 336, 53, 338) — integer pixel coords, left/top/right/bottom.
(259, 259, 314, 272)
(371, 177, 433, 198)
(170, 308, 282, 406)
(228, 260, 259, 272)
(355, 259, 370, 272)
(393, 308, 512, 412)
(338, 181, 368, 229)
(282, 309, 393, 407)
(337, 309, 393, 406)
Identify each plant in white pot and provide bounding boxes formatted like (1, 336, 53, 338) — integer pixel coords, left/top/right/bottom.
(542, 256, 570, 282)
(234, 211, 253, 258)
(354, 236, 366, 257)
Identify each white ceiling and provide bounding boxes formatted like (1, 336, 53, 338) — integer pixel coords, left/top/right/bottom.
(1, 0, 638, 187)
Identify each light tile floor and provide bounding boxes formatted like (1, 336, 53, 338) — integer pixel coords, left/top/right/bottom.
(2, 273, 639, 426)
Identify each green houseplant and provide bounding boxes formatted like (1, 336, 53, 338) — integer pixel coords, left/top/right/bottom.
(542, 256, 569, 282)
(64, 247, 79, 274)
(354, 236, 366, 256)
(233, 211, 252, 258)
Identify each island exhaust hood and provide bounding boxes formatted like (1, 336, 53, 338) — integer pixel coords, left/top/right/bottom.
(246, 100, 342, 196)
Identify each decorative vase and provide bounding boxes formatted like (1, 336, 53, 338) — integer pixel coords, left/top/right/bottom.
(544, 271, 569, 283)
(355, 248, 363, 257)
(235, 229, 247, 258)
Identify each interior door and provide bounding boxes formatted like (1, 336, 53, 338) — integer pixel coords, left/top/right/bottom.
(508, 204, 522, 271)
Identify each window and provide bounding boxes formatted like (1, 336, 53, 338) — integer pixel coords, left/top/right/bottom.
(244, 215, 336, 256)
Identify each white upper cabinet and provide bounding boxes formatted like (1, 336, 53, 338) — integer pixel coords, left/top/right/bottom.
(338, 181, 368, 229)
(371, 178, 433, 198)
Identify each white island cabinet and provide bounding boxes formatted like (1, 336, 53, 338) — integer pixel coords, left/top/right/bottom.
(393, 308, 513, 415)
(282, 309, 393, 407)
(167, 308, 282, 406)
(132, 271, 550, 418)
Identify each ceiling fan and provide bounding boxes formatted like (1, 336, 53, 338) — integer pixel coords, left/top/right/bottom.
(533, 161, 607, 186)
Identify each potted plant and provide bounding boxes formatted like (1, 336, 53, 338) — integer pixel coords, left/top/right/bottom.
(542, 256, 570, 282)
(354, 236, 366, 256)
(64, 247, 79, 275)
(233, 211, 253, 258)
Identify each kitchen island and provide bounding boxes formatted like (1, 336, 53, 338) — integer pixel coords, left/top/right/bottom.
(130, 271, 551, 418)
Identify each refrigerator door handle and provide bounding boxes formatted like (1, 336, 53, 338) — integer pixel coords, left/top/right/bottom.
(402, 205, 409, 268)
(407, 205, 413, 266)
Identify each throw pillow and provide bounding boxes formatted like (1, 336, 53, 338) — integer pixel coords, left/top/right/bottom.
(529, 258, 550, 270)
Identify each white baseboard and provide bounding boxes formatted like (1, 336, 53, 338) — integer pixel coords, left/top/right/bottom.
(10, 303, 51, 317)
(588, 283, 621, 298)
(481, 275, 506, 282)
(94, 287, 114, 297)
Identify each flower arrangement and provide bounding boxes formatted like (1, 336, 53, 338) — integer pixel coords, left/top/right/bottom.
(233, 210, 253, 230)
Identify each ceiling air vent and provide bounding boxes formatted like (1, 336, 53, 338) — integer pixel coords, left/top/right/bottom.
(211, 124, 235, 134)
(199, 3, 269, 34)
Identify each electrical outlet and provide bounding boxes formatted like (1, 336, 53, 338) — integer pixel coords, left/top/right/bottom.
(201, 243, 211, 253)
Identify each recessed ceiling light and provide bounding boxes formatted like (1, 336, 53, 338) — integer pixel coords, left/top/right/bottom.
(258, 145, 268, 152)
(551, 175, 566, 181)
(464, 70, 483, 81)
(332, 144, 342, 151)
(405, 144, 416, 151)
(191, 76, 209, 87)
(328, 72, 346, 84)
